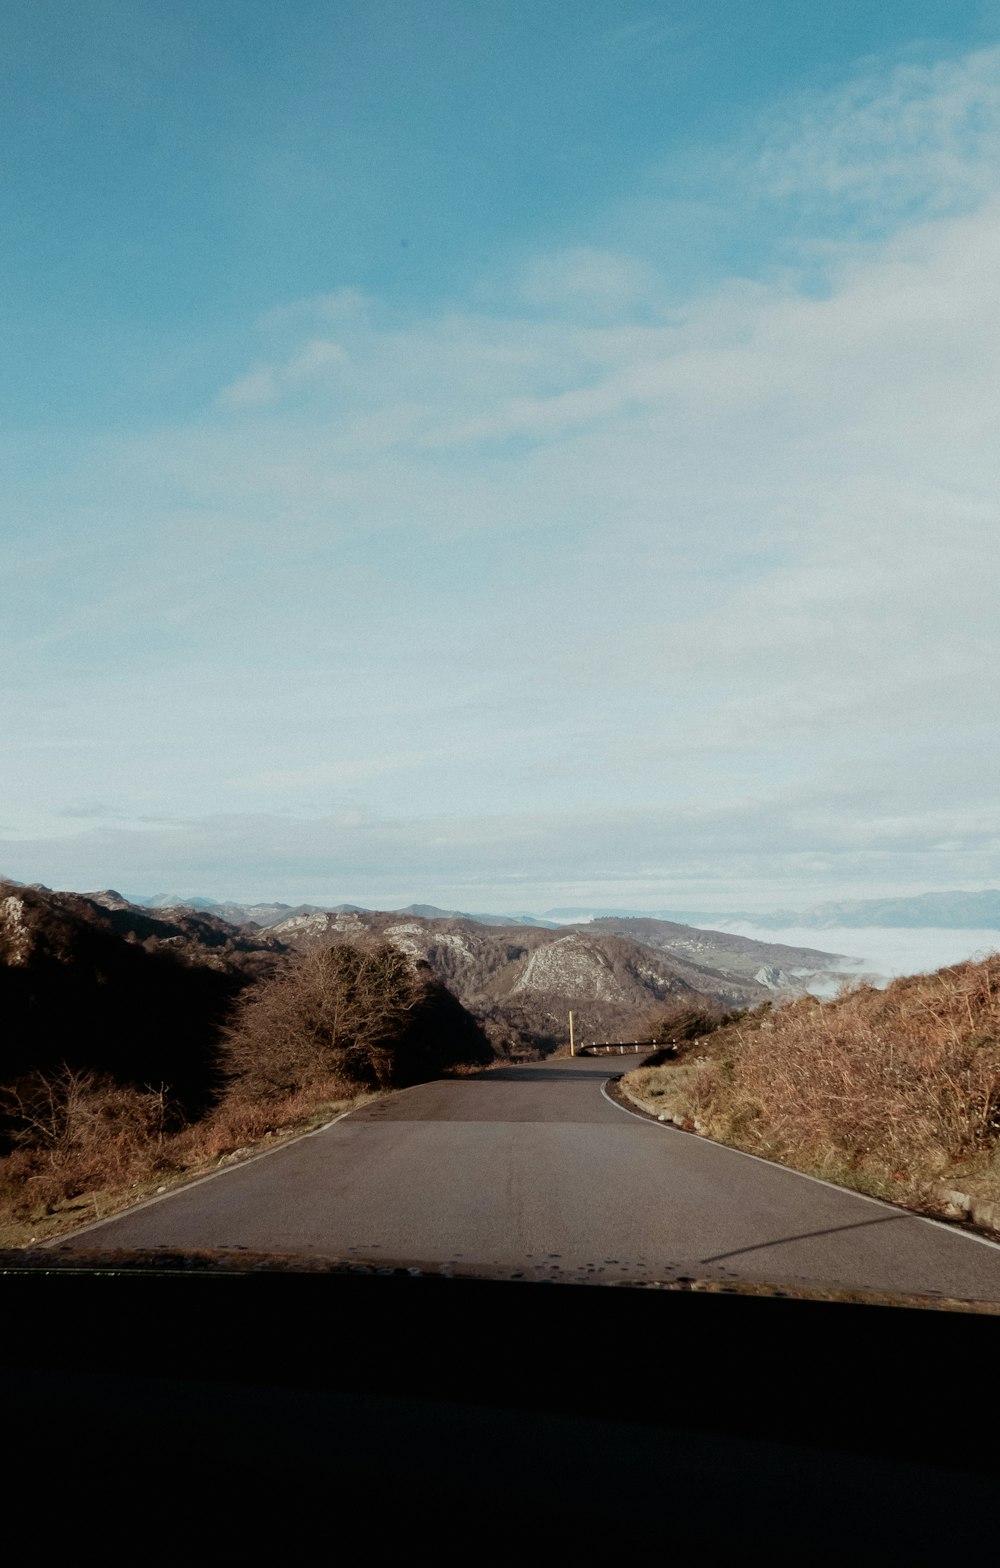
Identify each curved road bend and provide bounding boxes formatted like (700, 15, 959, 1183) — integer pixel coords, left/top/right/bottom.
(53, 1058, 1000, 1299)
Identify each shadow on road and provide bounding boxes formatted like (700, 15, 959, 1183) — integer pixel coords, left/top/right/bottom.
(471, 1065, 611, 1083)
(700, 1212, 910, 1265)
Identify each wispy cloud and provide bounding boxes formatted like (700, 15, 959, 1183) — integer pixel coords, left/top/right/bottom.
(219, 337, 350, 407)
(57, 802, 131, 821)
(756, 46, 1000, 220)
(600, 14, 698, 55)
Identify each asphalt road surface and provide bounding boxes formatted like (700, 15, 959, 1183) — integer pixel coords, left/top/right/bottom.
(54, 1059, 1000, 1298)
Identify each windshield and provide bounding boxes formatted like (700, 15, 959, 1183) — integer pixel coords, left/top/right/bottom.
(2, 5, 1000, 1312)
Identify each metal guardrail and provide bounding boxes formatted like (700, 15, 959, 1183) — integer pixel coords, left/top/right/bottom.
(578, 1042, 659, 1057)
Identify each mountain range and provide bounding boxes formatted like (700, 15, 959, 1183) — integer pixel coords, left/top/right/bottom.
(133, 895, 560, 929)
(129, 888, 1000, 931)
(122, 892, 848, 1008)
(253, 906, 847, 1054)
(0, 879, 853, 1090)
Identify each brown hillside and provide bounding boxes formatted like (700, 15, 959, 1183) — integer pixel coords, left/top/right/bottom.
(625, 954, 1000, 1220)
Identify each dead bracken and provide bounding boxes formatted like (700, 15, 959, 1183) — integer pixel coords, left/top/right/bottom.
(625, 956, 1000, 1229)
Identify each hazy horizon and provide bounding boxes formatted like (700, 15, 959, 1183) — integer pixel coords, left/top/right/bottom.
(6, 873, 1000, 924)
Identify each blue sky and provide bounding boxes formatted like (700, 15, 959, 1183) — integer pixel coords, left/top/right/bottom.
(3, 1, 1000, 909)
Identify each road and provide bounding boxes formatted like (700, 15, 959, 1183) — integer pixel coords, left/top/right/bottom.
(53, 1058, 1000, 1298)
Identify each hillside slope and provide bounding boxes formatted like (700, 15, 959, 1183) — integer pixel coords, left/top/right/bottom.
(582, 917, 847, 991)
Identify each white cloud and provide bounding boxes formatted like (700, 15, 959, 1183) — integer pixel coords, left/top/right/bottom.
(218, 365, 280, 407)
(218, 336, 349, 407)
(757, 46, 1000, 217)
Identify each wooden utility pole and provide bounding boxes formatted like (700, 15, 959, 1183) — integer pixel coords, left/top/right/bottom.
(569, 1010, 575, 1057)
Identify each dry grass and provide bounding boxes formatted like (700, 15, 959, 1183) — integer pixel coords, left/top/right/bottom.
(0, 1071, 373, 1248)
(624, 956, 1000, 1213)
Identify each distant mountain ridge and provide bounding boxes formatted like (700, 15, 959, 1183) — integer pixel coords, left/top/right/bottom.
(122, 890, 1000, 932)
(394, 903, 558, 928)
(775, 891, 1000, 929)
(21, 885, 1000, 932)
(130, 895, 559, 929)
(124, 895, 846, 1003)
(700, 891, 1000, 930)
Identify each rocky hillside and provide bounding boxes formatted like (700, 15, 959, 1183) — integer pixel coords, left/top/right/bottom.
(126, 896, 847, 1000)
(583, 917, 847, 993)
(261, 906, 817, 1052)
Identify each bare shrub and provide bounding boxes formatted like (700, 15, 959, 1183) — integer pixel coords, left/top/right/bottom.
(2, 1066, 173, 1163)
(0, 1065, 175, 1213)
(641, 999, 738, 1054)
(222, 939, 425, 1096)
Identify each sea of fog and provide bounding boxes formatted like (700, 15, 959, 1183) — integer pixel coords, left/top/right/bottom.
(699, 924, 1000, 986)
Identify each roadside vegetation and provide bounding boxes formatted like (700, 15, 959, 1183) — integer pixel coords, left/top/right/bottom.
(0, 1066, 370, 1247)
(624, 957, 1000, 1225)
(0, 933, 491, 1247)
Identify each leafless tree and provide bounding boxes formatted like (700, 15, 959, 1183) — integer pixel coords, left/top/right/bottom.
(222, 940, 422, 1096)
